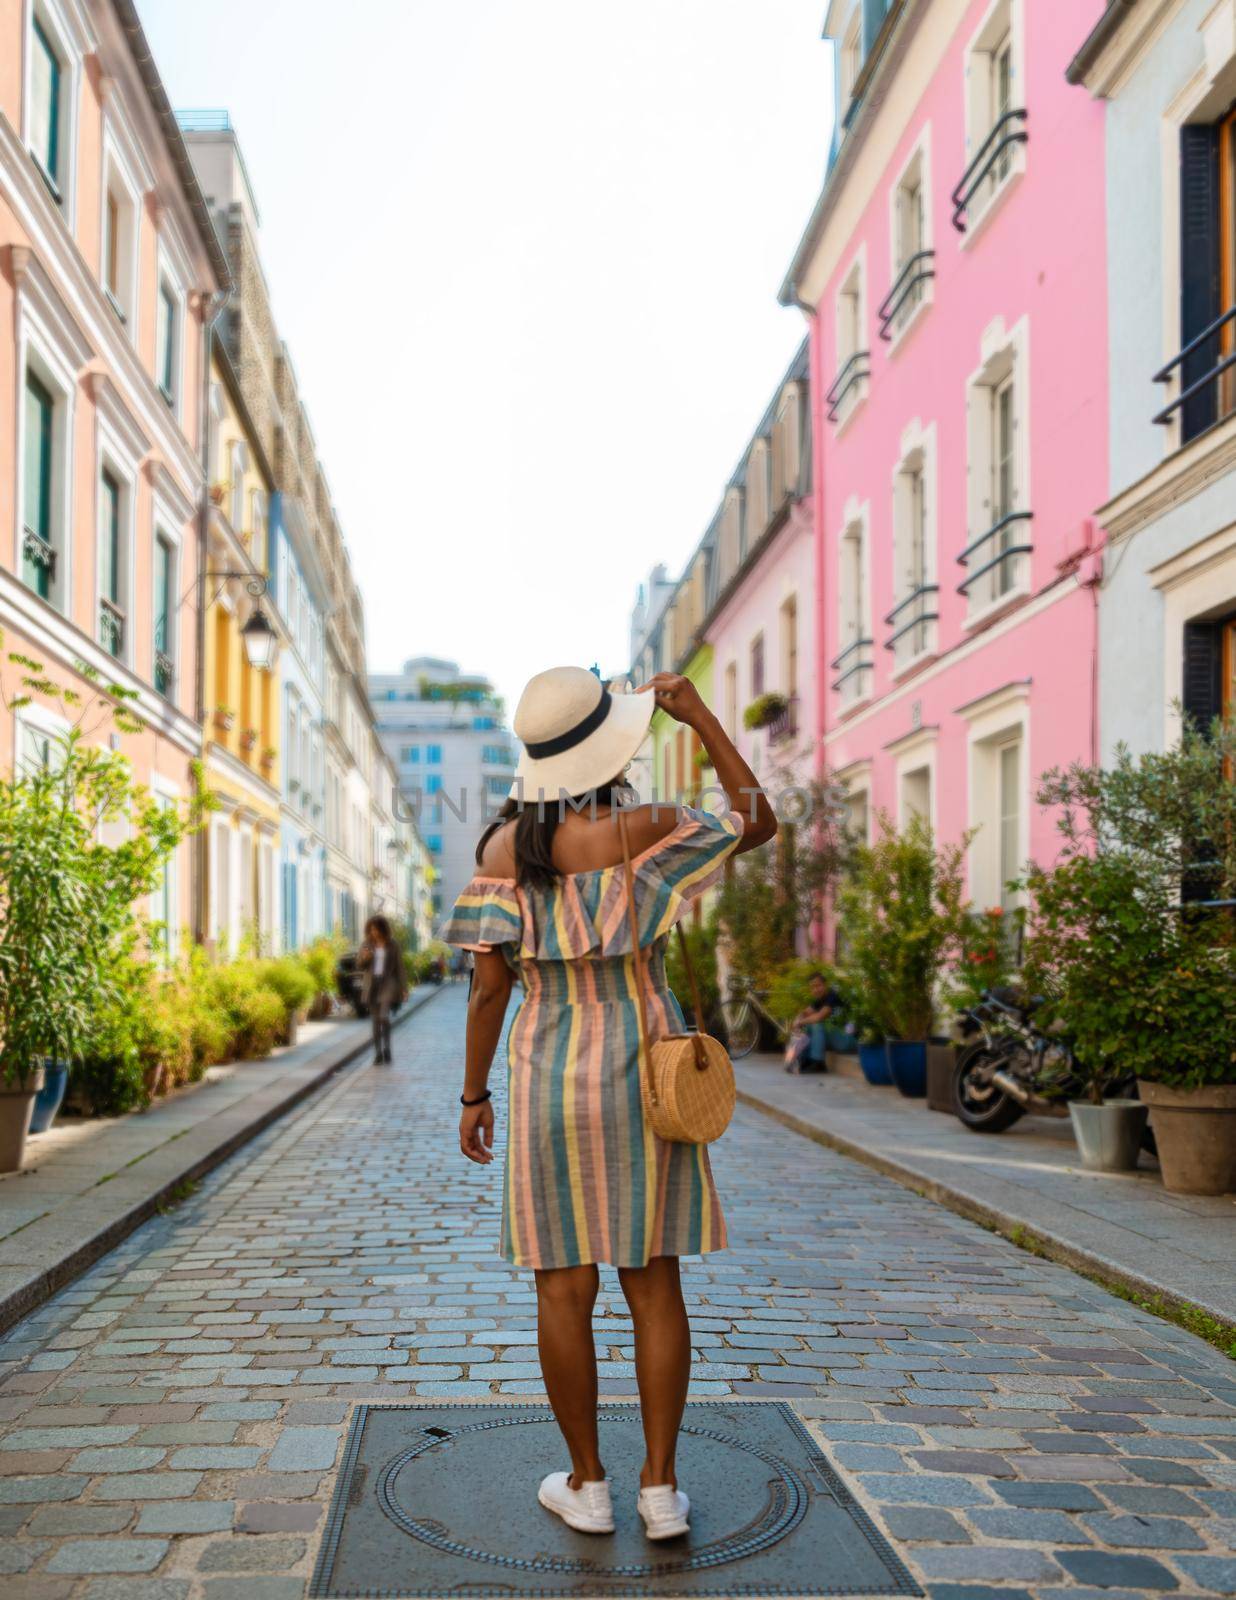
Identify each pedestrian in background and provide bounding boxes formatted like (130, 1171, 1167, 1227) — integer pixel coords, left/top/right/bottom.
(358, 915, 407, 1065)
(443, 665, 777, 1542)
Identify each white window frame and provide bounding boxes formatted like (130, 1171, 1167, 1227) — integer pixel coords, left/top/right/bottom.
(890, 727, 939, 833)
(836, 759, 873, 848)
(95, 438, 136, 668)
(154, 241, 187, 418)
(962, 681, 1030, 912)
(99, 109, 147, 339)
(885, 126, 934, 352)
(228, 439, 247, 535)
(960, 0, 1027, 246)
(839, 3, 863, 120)
(13, 697, 71, 776)
(149, 778, 181, 961)
(23, 0, 86, 225)
(151, 488, 183, 704)
(831, 247, 869, 432)
(16, 291, 81, 616)
(835, 498, 873, 710)
(890, 418, 939, 675)
(964, 316, 1031, 626)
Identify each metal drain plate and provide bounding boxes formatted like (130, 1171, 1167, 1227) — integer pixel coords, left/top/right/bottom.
(311, 1401, 920, 1598)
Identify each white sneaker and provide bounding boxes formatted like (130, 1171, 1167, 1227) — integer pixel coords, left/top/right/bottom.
(637, 1483, 690, 1540)
(538, 1471, 615, 1534)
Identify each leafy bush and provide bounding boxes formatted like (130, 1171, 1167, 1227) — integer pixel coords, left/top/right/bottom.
(1022, 718, 1236, 1093)
(837, 814, 967, 1042)
(665, 916, 720, 1027)
(943, 905, 1021, 1015)
(301, 936, 344, 1002)
(764, 959, 834, 1025)
(257, 956, 316, 1020)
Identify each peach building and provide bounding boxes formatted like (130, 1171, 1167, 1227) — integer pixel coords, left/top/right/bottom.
(0, 0, 228, 947)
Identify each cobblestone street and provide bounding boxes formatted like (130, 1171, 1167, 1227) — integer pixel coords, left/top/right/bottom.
(1, 989, 1235, 1599)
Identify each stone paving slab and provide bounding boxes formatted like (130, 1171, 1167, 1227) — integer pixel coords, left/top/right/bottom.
(0, 989, 1234, 1600)
(735, 1056, 1236, 1327)
(0, 988, 443, 1337)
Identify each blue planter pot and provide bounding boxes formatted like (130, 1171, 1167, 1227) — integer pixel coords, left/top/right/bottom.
(858, 1042, 892, 1086)
(29, 1062, 69, 1134)
(886, 1040, 928, 1098)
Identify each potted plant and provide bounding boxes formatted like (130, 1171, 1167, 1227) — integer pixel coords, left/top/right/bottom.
(261, 746, 277, 771)
(743, 692, 789, 732)
(214, 705, 235, 734)
(837, 814, 966, 1098)
(0, 641, 201, 1170)
(29, 1059, 71, 1134)
(240, 727, 259, 753)
(1023, 717, 1236, 1192)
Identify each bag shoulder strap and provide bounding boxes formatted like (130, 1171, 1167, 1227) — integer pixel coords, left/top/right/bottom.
(617, 808, 658, 1108)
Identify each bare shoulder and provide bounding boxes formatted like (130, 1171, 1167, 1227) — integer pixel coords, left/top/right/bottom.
(619, 803, 687, 856)
(478, 821, 517, 879)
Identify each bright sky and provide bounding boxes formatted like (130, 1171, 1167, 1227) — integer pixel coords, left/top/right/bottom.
(138, 0, 834, 715)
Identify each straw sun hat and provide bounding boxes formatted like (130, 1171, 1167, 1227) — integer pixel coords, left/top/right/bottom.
(509, 666, 654, 802)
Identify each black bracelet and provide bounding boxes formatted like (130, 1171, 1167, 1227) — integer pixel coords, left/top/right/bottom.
(460, 1089, 492, 1107)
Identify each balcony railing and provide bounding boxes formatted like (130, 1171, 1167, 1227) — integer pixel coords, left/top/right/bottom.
(99, 596, 125, 659)
(825, 351, 871, 423)
(154, 649, 175, 698)
(22, 526, 57, 581)
(1153, 306, 1236, 444)
(956, 510, 1033, 597)
(877, 251, 936, 341)
(883, 583, 939, 666)
(766, 694, 800, 745)
(830, 636, 874, 697)
(951, 109, 1029, 232)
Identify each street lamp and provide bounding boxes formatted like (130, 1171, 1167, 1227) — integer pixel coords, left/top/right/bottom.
(240, 603, 277, 672)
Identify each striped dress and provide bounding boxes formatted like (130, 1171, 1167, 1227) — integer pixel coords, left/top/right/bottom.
(442, 806, 743, 1271)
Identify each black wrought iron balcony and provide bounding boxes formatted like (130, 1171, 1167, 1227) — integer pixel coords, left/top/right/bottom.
(99, 596, 125, 659)
(825, 351, 872, 423)
(877, 252, 936, 341)
(767, 694, 800, 745)
(1153, 306, 1236, 444)
(956, 511, 1033, 597)
(951, 109, 1029, 232)
(883, 583, 939, 662)
(829, 636, 874, 695)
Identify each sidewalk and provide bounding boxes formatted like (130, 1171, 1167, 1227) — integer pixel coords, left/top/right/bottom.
(0, 984, 444, 1335)
(736, 1053, 1236, 1329)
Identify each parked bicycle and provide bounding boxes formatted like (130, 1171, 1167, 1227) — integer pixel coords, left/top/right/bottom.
(721, 975, 792, 1060)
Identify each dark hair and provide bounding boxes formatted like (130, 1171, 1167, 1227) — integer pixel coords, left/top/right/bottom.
(365, 915, 394, 944)
(476, 777, 630, 892)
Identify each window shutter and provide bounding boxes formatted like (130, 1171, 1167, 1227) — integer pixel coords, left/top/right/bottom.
(1182, 619, 1223, 731)
(1179, 124, 1221, 442)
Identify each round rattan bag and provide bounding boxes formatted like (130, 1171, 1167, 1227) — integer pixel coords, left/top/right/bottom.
(643, 1032, 736, 1145)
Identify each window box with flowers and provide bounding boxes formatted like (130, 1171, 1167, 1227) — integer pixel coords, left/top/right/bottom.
(743, 692, 789, 733)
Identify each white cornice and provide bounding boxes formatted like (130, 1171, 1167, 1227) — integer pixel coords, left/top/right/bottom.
(10, 246, 95, 369)
(955, 678, 1033, 723)
(1077, 0, 1192, 98)
(0, 119, 202, 495)
(205, 744, 281, 816)
(84, 369, 151, 464)
(1099, 416, 1236, 544)
(0, 570, 202, 756)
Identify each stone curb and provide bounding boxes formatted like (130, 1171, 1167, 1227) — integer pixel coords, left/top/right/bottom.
(0, 985, 445, 1337)
(736, 1085, 1236, 1338)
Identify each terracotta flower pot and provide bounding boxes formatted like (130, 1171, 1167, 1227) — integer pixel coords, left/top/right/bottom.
(0, 1068, 46, 1173)
(1137, 1081, 1236, 1195)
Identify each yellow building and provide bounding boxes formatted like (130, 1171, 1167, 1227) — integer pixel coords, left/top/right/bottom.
(201, 343, 283, 952)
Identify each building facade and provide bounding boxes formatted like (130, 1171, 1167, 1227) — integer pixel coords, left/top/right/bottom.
(184, 115, 398, 950)
(781, 0, 1109, 920)
(200, 341, 280, 952)
(1070, 0, 1236, 760)
(369, 657, 515, 928)
(630, 339, 815, 811)
(1, 0, 228, 949)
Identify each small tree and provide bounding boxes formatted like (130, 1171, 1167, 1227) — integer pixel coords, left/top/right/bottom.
(837, 813, 968, 1042)
(1022, 717, 1236, 1095)
(0, 640, 205, 1088)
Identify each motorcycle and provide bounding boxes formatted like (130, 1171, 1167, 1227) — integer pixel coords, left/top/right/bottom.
(951, 986, 1149, 1139)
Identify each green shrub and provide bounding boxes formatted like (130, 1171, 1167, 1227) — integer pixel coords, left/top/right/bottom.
(301, 936, 343, 999)
(765, 959, 834, 1025)
(257, 956, 316, 1019)
(665, 917, 720, 1026)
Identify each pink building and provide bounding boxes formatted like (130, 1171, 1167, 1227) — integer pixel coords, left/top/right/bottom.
(0, 0, 227, 941)
(781, 0, 1108, 923)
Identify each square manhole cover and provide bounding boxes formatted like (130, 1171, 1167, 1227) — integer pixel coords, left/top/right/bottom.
(311, 1401, 920, 1598)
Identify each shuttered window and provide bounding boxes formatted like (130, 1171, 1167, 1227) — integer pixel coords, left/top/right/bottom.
(30, 19, 61, 189)
(1177, 112, 1236, 443)
(23, 371, 54, 600)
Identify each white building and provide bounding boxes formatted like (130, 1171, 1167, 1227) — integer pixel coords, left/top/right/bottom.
(369, 657, 515, 928)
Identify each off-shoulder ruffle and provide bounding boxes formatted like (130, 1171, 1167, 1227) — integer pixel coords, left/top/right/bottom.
(441, 806, 743, 960)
